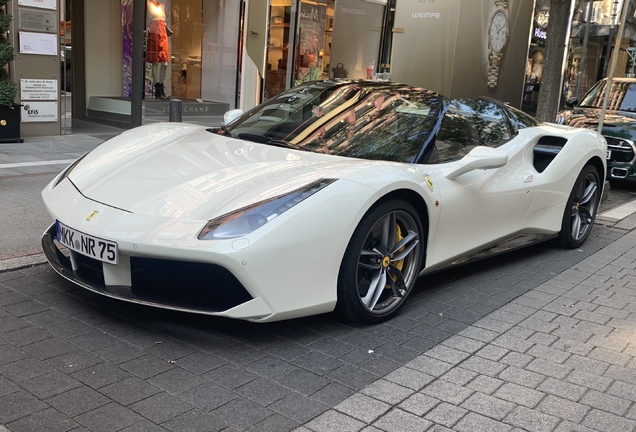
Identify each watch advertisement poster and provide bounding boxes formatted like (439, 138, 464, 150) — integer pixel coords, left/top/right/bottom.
(390, 0, 533, 108)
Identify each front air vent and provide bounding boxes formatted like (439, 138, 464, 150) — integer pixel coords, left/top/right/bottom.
(533, 136, 567, 173)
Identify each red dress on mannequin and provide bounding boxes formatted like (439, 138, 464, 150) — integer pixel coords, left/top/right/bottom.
(146, 0, 169, 63)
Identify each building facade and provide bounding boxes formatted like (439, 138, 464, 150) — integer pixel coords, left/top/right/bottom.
(10, 0, 630, 137)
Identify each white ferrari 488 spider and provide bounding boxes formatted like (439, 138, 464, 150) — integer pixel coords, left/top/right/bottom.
(42, 80, 607, 323)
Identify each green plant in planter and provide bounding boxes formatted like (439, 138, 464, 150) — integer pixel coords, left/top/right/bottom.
(0, 0, 16, 108)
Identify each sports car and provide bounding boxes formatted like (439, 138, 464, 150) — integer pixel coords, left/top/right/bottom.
(42, 80, 607, 323)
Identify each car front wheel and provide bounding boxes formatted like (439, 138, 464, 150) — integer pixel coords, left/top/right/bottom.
(559, 164, 601, 249)
(336, 199, 424, 323)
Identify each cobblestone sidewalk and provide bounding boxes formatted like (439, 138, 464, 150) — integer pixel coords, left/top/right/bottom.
(0, 223, 631, 431)
(301, 229, 636, 432)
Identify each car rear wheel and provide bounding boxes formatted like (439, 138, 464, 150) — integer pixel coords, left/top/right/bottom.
(558, 164, 601, 249)
(336, 199, 423, 323)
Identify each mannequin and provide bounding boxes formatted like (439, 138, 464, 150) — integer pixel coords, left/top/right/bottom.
(146, 0, 170, 99)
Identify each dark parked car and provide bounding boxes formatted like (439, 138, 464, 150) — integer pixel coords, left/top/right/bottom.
(557, 77, 636, 183)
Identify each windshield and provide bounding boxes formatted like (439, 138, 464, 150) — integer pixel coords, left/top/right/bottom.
(580, 80, 636, 112)
(226, 81, 442, 163)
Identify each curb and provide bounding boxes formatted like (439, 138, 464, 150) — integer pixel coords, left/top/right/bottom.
(0, 253, 47, 273)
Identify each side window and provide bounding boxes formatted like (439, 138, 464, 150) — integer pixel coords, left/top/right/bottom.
(473, 100, 511, 148)
(433, 99, 511, 163)
(619, 83, 636, 112)
(435, 109, 480, 163)
(580, 80, 606, 108)
(507, 105, 543, 129)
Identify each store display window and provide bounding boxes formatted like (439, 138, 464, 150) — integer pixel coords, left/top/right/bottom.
(264, 0, 385, 100)
(265, 0, 294, 99)
(143, 0, 241, 106)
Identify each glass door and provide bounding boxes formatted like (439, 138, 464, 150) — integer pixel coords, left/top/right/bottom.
(60, 0, 72, 134)
(265, 0, 295, 99)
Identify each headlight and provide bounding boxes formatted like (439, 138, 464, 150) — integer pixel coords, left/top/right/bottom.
(52, 151, 90, 187)
(198, 179, 336, 240)
(555, 113, 566, 125)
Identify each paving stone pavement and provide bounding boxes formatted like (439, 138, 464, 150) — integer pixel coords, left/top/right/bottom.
(296, 228, 636, 432)
(3, 125, 636, 431)
(0, 219, 632, 431)
(299, 228, 636, 432)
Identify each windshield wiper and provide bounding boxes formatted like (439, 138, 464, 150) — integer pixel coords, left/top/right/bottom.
(237, 133, 299, 149)
(208, 125, 233, 137)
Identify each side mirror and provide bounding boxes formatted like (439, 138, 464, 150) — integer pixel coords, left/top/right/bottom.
(565, 98, 578, 108)
(444, 146, 508, 180)
(224, 109, 244, 125)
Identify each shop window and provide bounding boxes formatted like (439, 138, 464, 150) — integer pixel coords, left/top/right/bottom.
(263, 0, 386, 101)
(294, 0, 331, 86)
(329, 0, 384, 80)
(266, 1, 294, 99)
(144, 0, 240, 107)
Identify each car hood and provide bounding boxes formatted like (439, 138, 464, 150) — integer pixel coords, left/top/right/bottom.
(68, 123, 360, 220)
(563, 107, 636, 137)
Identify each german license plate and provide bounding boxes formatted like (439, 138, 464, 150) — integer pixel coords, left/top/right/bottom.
(56, 221, 118, 264)
(606, 150, 612, 160)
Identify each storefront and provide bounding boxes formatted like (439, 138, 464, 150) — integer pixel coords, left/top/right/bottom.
(263, 0, 535, 108)
(12, 0, 539, 137)
(521, 0, 549, 116)
(566, 0, 636, 102)
(76, 0, 390, 130)
(390, 0, 534, 107)
(263, 0, 388, 100)
(524, 0, 636, 117)
(80, 0, 242, 129)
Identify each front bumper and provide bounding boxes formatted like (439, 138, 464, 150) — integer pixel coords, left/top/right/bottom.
(607, 163, 636, 181)
(42, 223, 271, 317)
(40, 175, 377, 322)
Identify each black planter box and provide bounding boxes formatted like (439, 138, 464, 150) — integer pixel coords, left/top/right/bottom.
(0, 104, 23, 143)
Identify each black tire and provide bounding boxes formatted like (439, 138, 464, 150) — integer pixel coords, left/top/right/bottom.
(558, 164, 601, 249)
(336, 199, 424, 323)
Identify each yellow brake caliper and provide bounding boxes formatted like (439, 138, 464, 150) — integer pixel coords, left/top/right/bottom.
(386, 223, 405, 288)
